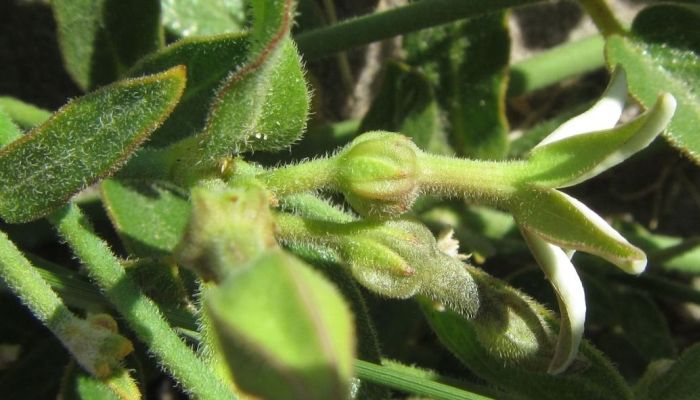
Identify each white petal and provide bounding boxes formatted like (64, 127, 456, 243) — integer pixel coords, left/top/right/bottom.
(560, 93, 676, 187)
(536, 67, 627, 148)
(560, 192, 647, 275)
(521, 228, 586, 375)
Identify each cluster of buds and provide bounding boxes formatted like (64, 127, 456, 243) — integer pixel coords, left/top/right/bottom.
(325, 68, 676, 373)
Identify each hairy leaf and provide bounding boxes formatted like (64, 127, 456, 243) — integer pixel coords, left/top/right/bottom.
(161, 0, 245, 38)
(202, 37, 308, 157)
(201, 0, 309, 157)
(101, 179, 190, 257)
(605, 4, 700, 163)
(0, 67, 186, 223)
(127, 33, 249, 146)
(52, 0, 163, 90)
(405, 11, 510, 159)
(207, 249, 355, 400)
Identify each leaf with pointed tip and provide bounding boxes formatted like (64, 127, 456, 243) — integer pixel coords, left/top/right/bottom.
(201, 0, 308, 158)
(161, 0, 245, 38)
(510, 187, 645, 274)
(101, 179, 190, 257)
(605, 4, 700, 163)
(206, 249, 355, 400)
(360, 61, 451, 155)
(404, 12, 510, 159)
(52, 0, 163, 90)
(0, 66, 186, 223)
(127, 33, 249, 147)
(202, 37, 309, 157)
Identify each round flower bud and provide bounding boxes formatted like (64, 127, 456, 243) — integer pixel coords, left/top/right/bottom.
(336, 131, 421, 218)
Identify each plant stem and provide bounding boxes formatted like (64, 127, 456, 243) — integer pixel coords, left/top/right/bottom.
(0, 230, 133, 380)
(577, 0, 626, 37)
(418, 153, 526, 205)
(258, 157, 337, 196)
(354, 359, 496, 400)
(49, 204, 233, 400)
(295, 0, 542, 60)
(508, 35, 605, 97)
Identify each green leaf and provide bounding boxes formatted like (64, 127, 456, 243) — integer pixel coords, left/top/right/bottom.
(200, 0, 309, 158)
(249, 0, 293, 50)
(510, 187, 645, 274)
(613, 289, 676, 362)
(127, 33, 249, 147)
(161, 0, 245, 38)
(635, 343, 700, 400)
(206, 249, 355, 400)
(0, 106, 22, 148)
(0, 97, 51, 130)
(421, 270, 633, 400)
(605, 4, 700, 163)
(360, 61, 451, 155)
(0, 66, 186, 223)
(405, 11, 510, 159)
(52, 0, 163, 90)
(101, 179, 190, 257)
(202, 37, 309, 157)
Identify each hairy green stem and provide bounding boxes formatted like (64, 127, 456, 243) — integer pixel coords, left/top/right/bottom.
(508, 35, 605, 96)
(258, 157, 337, 196)
(417, 153, 526, 205)
(49, 204, 232, 400)
(577, 0, 626, 36)
(295, 0, 541, 60)
(0, 230, 133, 380)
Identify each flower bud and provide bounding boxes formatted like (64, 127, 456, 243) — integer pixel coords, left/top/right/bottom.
(175, 180, 277, 282)
(336, 131, 421, 218)
(336, 218, 479, 317)
(206, 250, 355, 400)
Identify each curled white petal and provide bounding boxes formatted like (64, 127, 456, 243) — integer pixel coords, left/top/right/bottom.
(536, 67, 627, 148)
(558, 93, 677, 188)
(521, 228, 586, 375)
(559, 191, 647, 275)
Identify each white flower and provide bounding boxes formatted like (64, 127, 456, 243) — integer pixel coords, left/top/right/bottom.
(515, 67, 676, 374)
